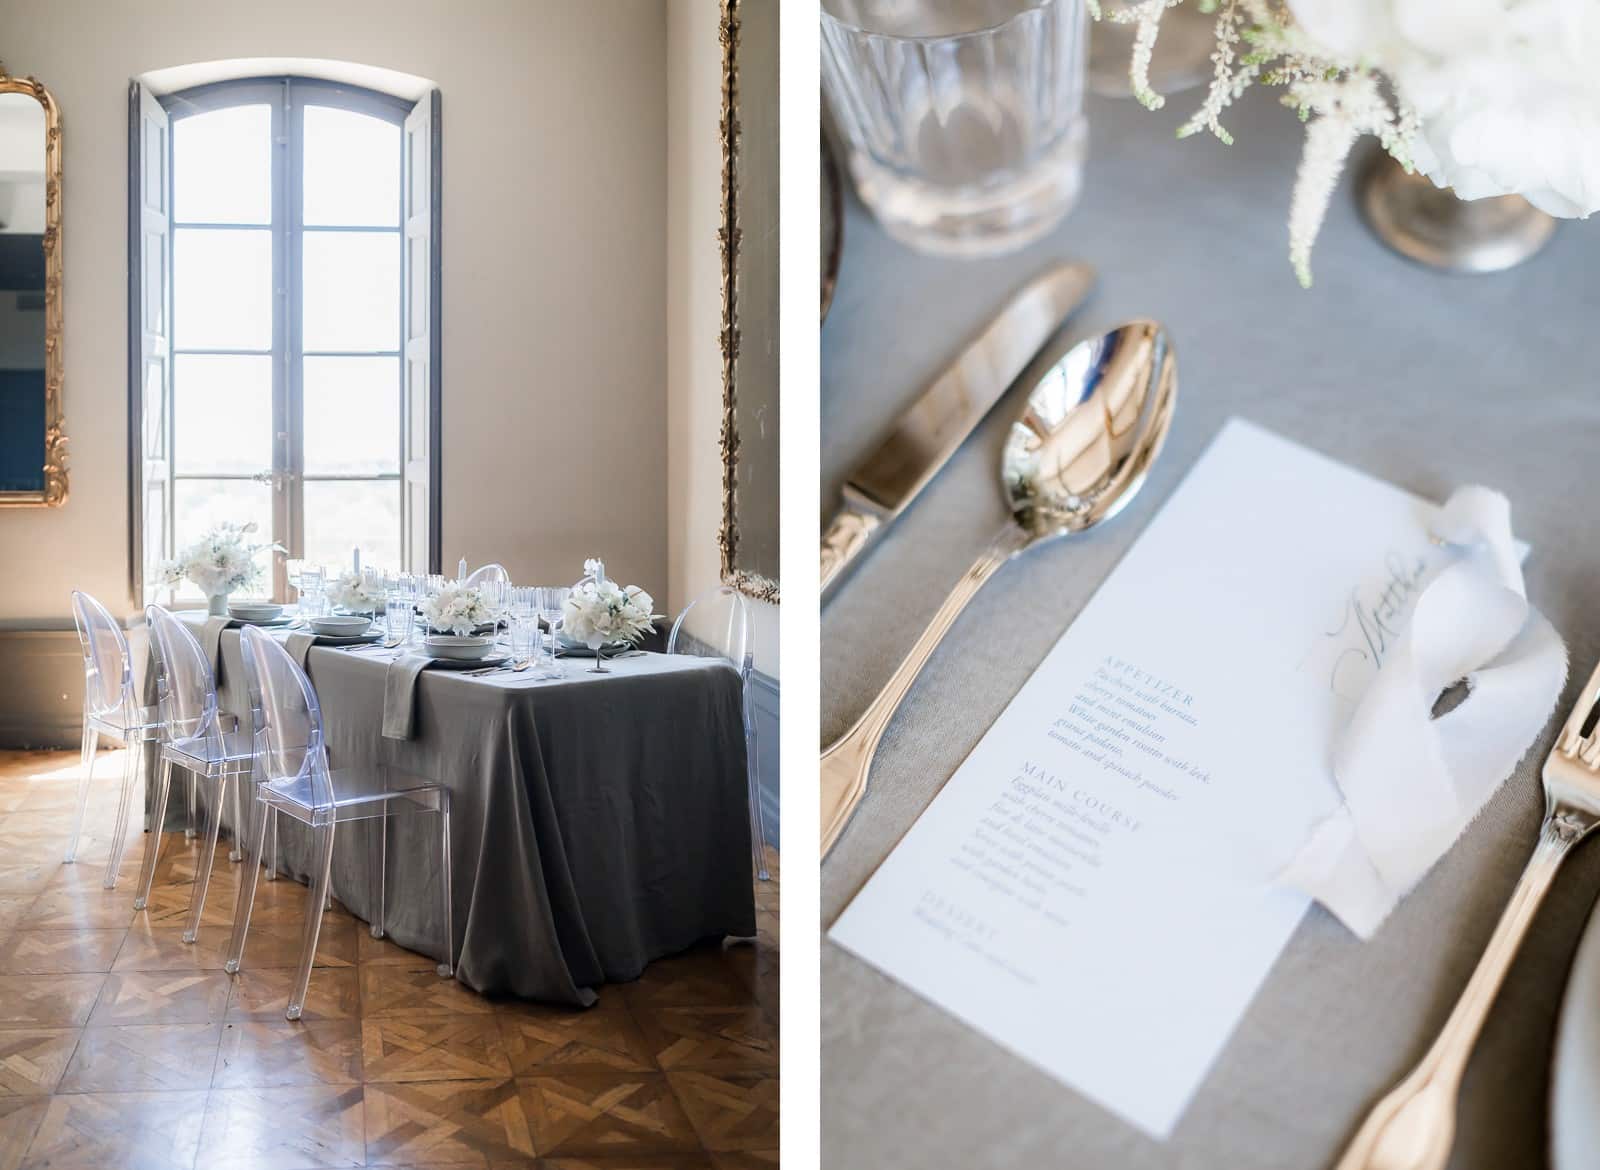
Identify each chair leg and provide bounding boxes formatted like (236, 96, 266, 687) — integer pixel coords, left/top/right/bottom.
(64, 726, 98, 863)
(437, 794, 454, 978)
(185, 770, 197, 840)
(103, 736, 142, 888)
(225, 799, 269, 976)
(265, 810, 278, 881)
(746, 719, 770, 882)
(228, 768, 245, 863)
(133, 757, 173, 911)
(370, 812, 387, 939)
(183, 772, 226, 944)
(287, 822, 336, 1021)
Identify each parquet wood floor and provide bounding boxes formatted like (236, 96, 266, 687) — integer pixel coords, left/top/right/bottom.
(0, 749, 778, 1168)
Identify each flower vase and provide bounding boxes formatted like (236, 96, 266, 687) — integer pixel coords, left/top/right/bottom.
(1359, 152, 1556, 274)
(207, 592, 230, 617)
(588, 644, 610, 674)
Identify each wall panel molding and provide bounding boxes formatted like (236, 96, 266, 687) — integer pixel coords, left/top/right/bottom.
(0, 628, 82, 748)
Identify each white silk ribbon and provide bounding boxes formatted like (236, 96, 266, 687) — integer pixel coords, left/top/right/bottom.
(1279, 486, 1568, 938)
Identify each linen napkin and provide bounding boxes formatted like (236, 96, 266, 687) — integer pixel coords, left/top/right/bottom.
(382, 654, 431, 740)
(1278, 486, 1567, 938)
(284, 630, 317, 669)
(200, 615, 231, 674)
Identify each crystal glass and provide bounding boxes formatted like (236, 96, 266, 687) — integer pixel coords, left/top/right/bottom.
(821, 0, 1089, 256)
(509, 614, 543, 666)
(383, 590, 413, 644)
(537, 587, 570, 663)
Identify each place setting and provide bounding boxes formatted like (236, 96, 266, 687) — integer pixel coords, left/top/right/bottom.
(819, 2, 1600, 1168)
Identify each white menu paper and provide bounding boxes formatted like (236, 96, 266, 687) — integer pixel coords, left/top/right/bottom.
(829, 419, 1473, 1139)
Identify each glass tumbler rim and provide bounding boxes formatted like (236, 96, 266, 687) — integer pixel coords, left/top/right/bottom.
(820, 0, 1062, 44)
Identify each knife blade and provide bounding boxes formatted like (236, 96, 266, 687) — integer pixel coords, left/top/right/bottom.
(820, 261, 1096, 601)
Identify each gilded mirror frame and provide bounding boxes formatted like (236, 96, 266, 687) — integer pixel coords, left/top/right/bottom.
(0, 68, 66, 508)
(718, 0, 779, 604)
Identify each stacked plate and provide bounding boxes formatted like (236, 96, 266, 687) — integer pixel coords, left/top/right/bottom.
(228, 600, 285, 625)
(310, 614, 372, 637)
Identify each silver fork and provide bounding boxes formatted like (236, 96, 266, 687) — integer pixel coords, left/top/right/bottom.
(1334, 658, 1600, 1170)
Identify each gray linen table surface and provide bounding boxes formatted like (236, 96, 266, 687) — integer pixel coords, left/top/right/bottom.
(822, 86, 1600, 1170)
(147, 617, 756, 1006)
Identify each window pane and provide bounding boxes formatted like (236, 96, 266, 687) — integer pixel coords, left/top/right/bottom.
(174, 355, 272, 474)
(174, 229, 272, 350)
(303, 357, 400, 476)
(172, 479, 274, 598)
(302, 232, 400, 352)
(173, 104, 271, 225)
(302, 480, 401, 573)
(303, 105, 400, 227)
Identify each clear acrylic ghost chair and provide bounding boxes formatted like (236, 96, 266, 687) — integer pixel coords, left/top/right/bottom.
(667, 585, 769, 881)
(136, 606, 254, 941)
(66, 590, 160, 886)
(228, 624, 454, 1020)
(463, 562, 509, 587)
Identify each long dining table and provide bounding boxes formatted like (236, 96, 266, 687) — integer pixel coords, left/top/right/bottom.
(141, 611, 757, 1006)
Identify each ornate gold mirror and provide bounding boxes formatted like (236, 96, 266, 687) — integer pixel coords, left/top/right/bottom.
(719, 0, 779, 603)
(0, 69, 65, 507)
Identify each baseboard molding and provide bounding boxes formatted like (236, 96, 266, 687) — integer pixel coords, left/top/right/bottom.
(0, 628, 84, 749)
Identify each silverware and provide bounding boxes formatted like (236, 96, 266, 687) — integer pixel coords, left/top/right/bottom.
(820, 321, 1177, 857)
(820, 262, 1097, 602)
(1332, 661, 1600, 1170)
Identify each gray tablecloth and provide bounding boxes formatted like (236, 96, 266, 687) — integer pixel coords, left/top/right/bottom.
(147, 619, 756, 1005)
(821, 84, 1600, 1170)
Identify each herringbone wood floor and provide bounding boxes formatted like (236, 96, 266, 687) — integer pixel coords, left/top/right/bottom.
(0, 749, 778, 1169)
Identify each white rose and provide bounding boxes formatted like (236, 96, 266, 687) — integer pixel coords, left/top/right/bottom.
(1288, 0, 1600, 216)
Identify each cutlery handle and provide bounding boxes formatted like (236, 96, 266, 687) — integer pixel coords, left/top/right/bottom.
(820, 503, 883, 600)
(821, 523, 1029, 856)
(1333, 808, 1594, 1170)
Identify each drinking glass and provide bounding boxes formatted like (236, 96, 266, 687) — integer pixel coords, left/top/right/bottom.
(383, 590, 413, 645)
(509, 614, 543, 667)
(297, 567, 328, 620)
(820, 0, 1089, 256)
(537, 587, 570, 663)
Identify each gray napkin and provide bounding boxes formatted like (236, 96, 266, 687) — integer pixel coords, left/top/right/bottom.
(284, 631, 316, 669)
(382, 653, 431, 740)
(200, 615, 230, 673)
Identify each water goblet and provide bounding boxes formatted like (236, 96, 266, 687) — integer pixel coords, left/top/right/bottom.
(383, 590, 413, 647)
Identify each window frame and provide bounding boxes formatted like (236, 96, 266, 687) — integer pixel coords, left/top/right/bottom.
(128, 74, 440, 605)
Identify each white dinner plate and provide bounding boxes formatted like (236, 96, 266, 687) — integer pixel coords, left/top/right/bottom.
(1551, 890, 1600, 1169)
(425, 654, 509, 671)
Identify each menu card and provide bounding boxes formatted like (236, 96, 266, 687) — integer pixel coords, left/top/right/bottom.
(829, 419, 1470, 1138)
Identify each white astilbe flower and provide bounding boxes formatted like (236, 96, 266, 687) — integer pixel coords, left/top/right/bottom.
(1099, 0, 1417, 286)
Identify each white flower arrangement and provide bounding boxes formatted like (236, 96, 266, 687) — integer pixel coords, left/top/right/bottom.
(327, 572, 385, 614)
(420, 584, 493, 637)
(562, 558, 659, 649)
(1101, 0, 1600, 287)
(154, 522, 282, 599)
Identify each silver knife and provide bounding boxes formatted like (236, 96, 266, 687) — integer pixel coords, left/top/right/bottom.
(820, 262, 1096, 601)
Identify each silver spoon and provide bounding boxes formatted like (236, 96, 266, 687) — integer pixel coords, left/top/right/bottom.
(820, 320, 1178, 856)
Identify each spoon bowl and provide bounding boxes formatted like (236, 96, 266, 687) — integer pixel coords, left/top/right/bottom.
(1002, 319, 1176, 543)
(821, 321, 1177, 857)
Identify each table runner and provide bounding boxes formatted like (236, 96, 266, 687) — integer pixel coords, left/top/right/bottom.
(147, 621, 756, 1004)
(821, 87, 1600, 1170)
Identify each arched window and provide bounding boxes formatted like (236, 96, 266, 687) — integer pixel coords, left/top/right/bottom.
(131, 75, 440, 601)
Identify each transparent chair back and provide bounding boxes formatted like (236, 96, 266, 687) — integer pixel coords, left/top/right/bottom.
(72, 590, 135, 726)
(667, 585, 768, 881)
(464, 563, 510, 587)
(65, 590, 149, 880)
(239, 624, 335, 818)
(145, 605, 224, 764)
